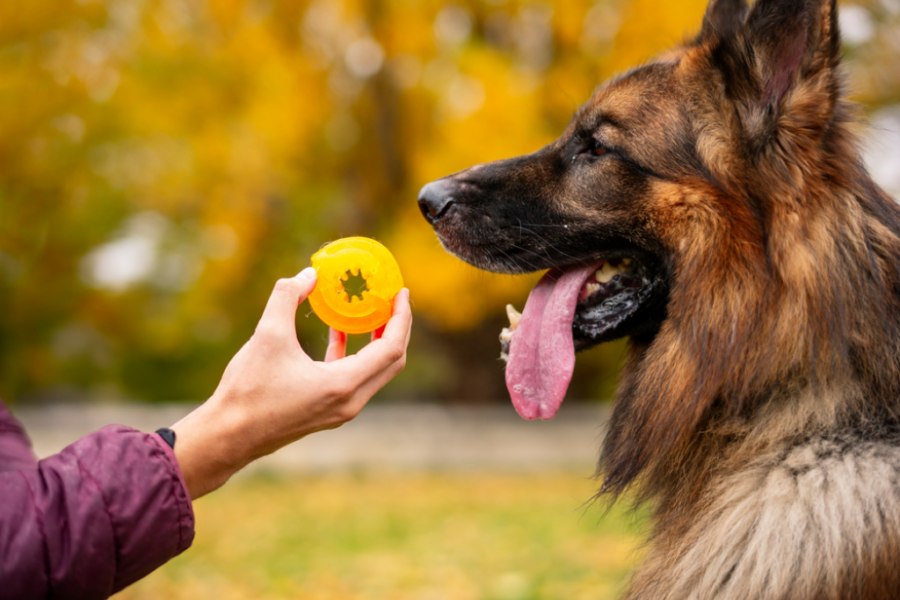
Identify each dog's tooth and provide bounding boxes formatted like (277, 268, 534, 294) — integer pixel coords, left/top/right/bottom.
(499, 328, 512, 363)
(596, 262, 617, 283)
(506, 304, 522, 331)
(500, 305, 522, 361)
(585, 282, 600, 296)
(622, 258, 632, 267)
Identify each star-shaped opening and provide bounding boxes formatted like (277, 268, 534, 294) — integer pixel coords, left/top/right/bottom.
(341, 268, 369, 302)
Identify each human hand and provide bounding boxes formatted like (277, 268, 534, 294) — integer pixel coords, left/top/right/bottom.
(169, 267, 412, 499)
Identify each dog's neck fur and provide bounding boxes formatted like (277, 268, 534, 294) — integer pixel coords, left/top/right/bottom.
(601, 101, 900, 503)
(598, 0, 900, 520)
(603, 112, 900, 598)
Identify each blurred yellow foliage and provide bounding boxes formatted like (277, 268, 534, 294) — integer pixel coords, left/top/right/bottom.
(611, 0, 708, 71)
(0, 0, 896, 402)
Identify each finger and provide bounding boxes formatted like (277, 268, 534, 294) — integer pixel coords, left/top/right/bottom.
(340, 288, 412, 380)
(256, 268, 317, 345)
(325, 328, 347, 362)
(358, 288, 411, 361)
(371, 325, 386, 342)
(347, 358, 406, 410)
(343, 297, 413, 409)
(383, 288, 412, 342)
(391, 288, 413, 348)
(335, 319, 411, 420)
(319, 291, 411, 425)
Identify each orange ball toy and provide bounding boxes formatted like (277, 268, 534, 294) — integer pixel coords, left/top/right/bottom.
(307, 237, 404, 334)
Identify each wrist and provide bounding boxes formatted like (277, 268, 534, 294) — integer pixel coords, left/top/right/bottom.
(170, 396, 251, 499)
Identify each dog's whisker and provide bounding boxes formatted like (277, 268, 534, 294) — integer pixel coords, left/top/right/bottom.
(507, 242, 552, 265)
(515, 223, 593, 268)
(492, 246, 531, 274)
(513, 222, 572, 228)
(499, 244, 542, 272)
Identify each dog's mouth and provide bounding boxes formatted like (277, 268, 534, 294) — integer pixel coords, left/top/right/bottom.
(500, 252, 666, 420)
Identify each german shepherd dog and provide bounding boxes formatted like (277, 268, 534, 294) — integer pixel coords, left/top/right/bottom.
(418, 0, 900, 597)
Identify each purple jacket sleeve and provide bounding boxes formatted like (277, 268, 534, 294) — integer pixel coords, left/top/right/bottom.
(0, 419, 195, 599)
(0, 402, 38, 471)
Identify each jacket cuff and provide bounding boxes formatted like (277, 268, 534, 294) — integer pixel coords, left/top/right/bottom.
(70, 425, 195, 593)
(149, 430, 195, 555)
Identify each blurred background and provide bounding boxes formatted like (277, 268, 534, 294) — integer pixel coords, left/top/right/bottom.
(1, 1, 899, 598)
(1, 0, 898, 407)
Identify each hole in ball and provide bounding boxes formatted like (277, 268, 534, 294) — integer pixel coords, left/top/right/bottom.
(341, 269, 369, 302)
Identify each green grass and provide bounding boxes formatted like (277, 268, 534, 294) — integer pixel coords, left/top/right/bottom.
(115, 471, 648, 600)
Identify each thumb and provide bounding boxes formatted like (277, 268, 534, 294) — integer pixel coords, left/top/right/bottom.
(255, 268, 318, 344)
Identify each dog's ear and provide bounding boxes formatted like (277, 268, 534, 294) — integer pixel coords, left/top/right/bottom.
(716, 0, 841, 140)
(698, 0, 748, 42)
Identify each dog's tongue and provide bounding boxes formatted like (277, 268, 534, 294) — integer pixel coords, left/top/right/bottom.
(505, 264, 598, 420)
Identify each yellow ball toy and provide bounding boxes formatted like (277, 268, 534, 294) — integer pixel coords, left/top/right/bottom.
(307, 237, 404, 334)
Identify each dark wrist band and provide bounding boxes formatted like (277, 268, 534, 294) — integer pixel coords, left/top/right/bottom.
(155, 428, 176, 449)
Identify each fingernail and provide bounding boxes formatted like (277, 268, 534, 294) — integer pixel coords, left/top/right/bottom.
(298, 267, 317, 280)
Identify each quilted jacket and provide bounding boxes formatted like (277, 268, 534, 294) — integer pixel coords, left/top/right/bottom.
(0, 400, 194, 598)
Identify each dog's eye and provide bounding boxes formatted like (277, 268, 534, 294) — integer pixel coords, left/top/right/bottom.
(574, 137, 612, 161)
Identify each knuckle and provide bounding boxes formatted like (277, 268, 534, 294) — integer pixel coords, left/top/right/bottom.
(320, 421, 344, 433)
(386, 346, 404, 364)
(273, 278, 298, 295)
(336, 404, 360, 423)
(327, 380, 354, 400)
(253, 323, 280, 344)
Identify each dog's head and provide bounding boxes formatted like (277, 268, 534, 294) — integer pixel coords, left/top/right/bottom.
(418, 0, 873, 429)
(419, 0, 900, 491)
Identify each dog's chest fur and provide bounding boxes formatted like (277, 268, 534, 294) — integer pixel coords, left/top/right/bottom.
(627, 413, 900, 600)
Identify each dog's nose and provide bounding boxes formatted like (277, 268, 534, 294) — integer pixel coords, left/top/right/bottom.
(417, 180, 456, 224)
